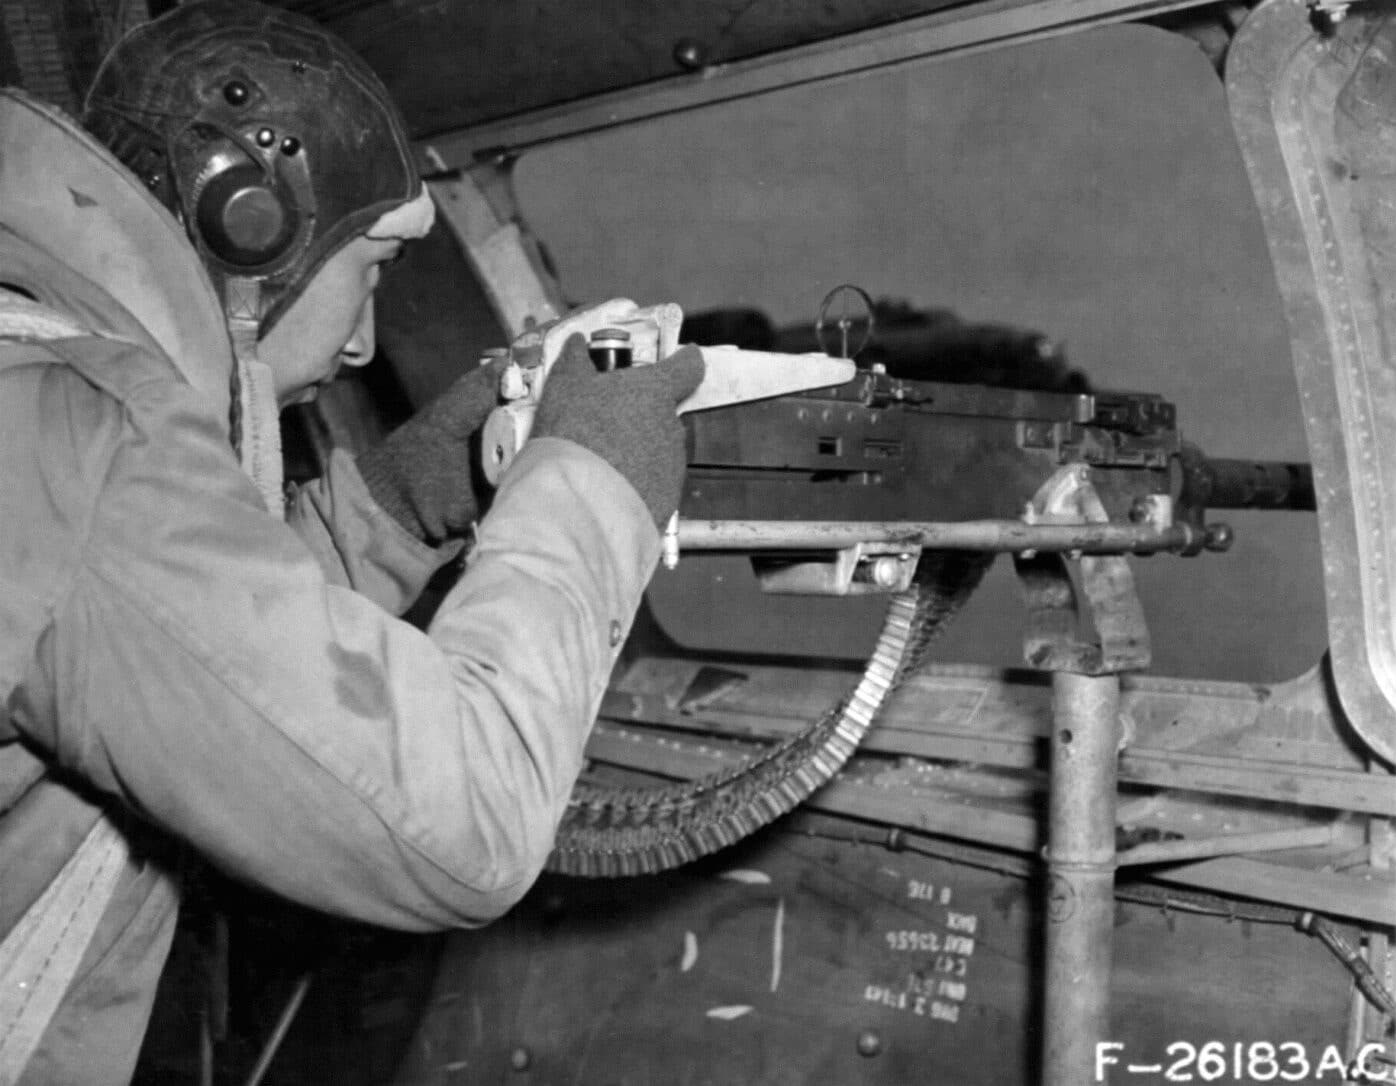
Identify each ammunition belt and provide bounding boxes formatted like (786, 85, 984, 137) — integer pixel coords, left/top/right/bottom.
(548, 551, 991, 877)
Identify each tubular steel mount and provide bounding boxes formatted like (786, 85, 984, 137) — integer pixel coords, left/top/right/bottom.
(1017, 464, 1148, 1085)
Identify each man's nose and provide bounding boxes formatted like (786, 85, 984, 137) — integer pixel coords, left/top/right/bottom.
(339, 297, 376, 368)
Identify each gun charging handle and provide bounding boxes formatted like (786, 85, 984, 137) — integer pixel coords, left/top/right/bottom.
(480, 299, 683, 486)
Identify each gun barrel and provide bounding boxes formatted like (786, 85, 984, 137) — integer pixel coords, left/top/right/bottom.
(1184, 456, 1315, 512)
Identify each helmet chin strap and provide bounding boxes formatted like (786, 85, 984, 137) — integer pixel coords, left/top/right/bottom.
(224, 276, 285, 517)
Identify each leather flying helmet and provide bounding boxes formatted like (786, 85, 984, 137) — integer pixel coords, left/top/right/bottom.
(83, 0, 422, 335)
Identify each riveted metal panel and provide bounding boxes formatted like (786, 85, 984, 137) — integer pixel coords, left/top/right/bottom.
(1228, 0, 1396, 763)
(393, 827, 1351, 1085)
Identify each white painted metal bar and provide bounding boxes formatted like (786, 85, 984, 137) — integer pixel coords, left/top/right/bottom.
(424, 161, 565, 339)
(1116, 825, 1338, 866)
(676, 517, 1204, 554)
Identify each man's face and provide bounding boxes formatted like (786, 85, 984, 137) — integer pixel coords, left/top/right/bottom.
(257, 234, 403, 407)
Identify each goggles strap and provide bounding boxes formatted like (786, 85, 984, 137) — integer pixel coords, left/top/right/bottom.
(225, 277, 285, 517)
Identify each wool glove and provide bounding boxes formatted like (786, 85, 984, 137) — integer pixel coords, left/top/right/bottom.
(533, 333, 705, 527)
(356, 357, 505, 544)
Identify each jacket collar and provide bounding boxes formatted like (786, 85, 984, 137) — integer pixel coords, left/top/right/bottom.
(0, 89, 233, 419)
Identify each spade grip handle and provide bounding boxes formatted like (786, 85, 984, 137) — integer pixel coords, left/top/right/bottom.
(481, 298, 856, 484)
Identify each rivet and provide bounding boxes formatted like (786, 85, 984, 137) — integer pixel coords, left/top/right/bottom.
(509, 1046, 531, 1071)
(608, 620, 623, 647)
(856, 1029, 883, 1057)
(672, 37, 709, 70)
(280, 136, 301, 156)
(223, 80, 248, 106)
(255, 127, 275, 148)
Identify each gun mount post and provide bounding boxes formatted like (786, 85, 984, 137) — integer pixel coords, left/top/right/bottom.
(1012, 465, 1148, 1086)
(1044, 669, 1122, 1086)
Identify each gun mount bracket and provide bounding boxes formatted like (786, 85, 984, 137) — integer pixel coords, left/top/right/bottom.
(1016, 465, 1152, 674)
(751, 541, 922, 596)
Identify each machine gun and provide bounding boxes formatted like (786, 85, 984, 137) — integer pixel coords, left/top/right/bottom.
(674, 287, 1310, 589)
(675, 357, 1310, 587)
(475, 291, 1316, 877)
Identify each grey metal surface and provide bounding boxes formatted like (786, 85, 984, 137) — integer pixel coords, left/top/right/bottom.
(394, 826, 1353, 1086)
(419, 0, 1231, 159)
(299, 0, 967, 137)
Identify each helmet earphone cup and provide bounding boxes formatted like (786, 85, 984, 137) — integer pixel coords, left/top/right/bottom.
(192, 161, 299, 270)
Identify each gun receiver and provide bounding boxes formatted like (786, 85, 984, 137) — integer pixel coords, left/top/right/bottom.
(474, 299, 1311, 595)
(673, 367, 1313, 593)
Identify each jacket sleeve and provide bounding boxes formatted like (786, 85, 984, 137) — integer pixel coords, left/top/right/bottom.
(18, 366, 659, 931)
(285, 449, 460, 615)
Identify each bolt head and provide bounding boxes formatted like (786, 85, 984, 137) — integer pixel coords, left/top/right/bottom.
(871, 556, 901, 588)
(856, 1029, 883, 1057)
(672, 37, 709, 70)
(1204, 522, 1235, 552)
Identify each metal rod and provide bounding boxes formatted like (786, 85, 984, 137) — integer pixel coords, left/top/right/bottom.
(676, 518, 1204, 554)
(1116, 825, 1337, 866)
(1043, 672, 1121, 1086)
(242, 973, 313, 1086)
(199, 1009, 213, 1086)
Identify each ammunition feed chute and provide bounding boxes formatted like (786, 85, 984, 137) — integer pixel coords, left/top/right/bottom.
(549, 550, 991, 877)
